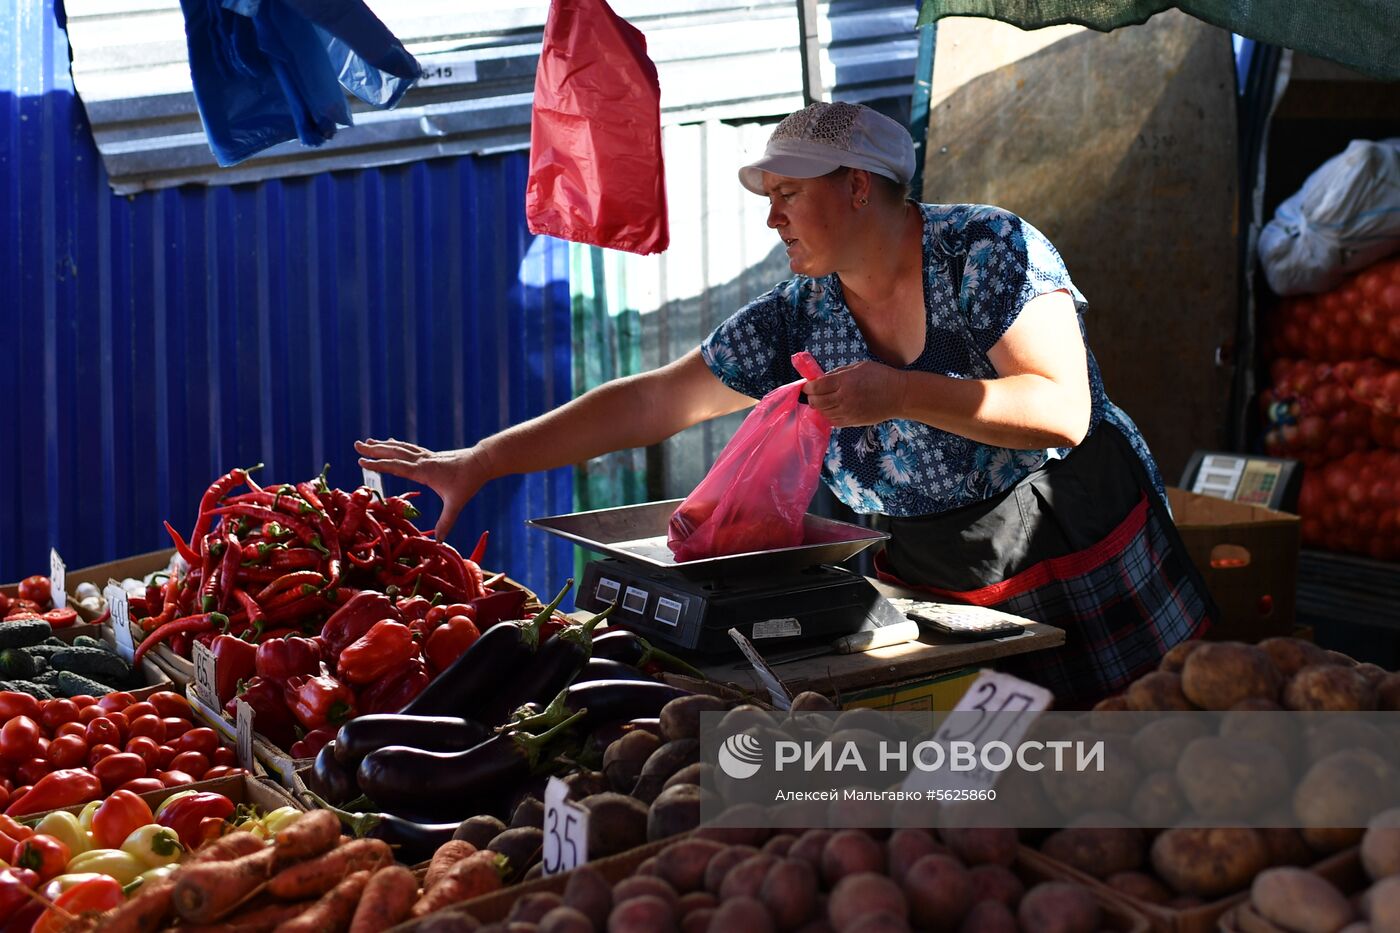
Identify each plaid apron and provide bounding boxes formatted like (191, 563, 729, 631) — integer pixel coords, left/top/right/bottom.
(874, 424, 1216, 708)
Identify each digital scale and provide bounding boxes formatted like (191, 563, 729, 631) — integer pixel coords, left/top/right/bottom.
(527, 500, 905, 656)
(1180, 451, 1302, 512)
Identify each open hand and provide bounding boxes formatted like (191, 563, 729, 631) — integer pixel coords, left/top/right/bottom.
(355, 438, 490, 540)
(803, 361, 907, 427)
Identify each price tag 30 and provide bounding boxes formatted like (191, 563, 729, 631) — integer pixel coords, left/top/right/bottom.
(542, 776, 589, 876)
(49, 548, 67, 610)
(361, 467, 385, 497)
(105, 583, 134, 663)
(193, 641, 219, 711)
(234, 699, 255, 772)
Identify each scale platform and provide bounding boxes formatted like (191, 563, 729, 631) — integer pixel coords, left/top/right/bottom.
(527, 500, 897, 656)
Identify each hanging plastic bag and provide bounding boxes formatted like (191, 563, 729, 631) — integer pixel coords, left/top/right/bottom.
(525, 0, 669, 256)
(668, 353, 830, 562)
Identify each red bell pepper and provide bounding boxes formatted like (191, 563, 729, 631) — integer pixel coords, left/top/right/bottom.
(14, 834, 69, 881)
(0, 866, 41, 920)
(336, 620, 415, 686)
(424, 615, 481, 674)
(254, 635, 322, 683)
(156, 791, 236, 848)
(34, 875, 124, 933)
(225, 677, 298, 750)
(358, 658, 432, 714)
(211, 634, 258, 706)
(91, 789, 155, 849)
(283, 675, 356, 731)
(288, 728, 335, 759)
(320, 591, 402, 657)
(5, 769, 102, 816)
(470, 588, 529, 630)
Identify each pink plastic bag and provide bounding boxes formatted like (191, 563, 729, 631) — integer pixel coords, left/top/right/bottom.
(668, 352, 831, 561)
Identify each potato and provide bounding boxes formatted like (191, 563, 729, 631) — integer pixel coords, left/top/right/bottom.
(694, 804, 771, 847)
(886, 829, 943, 883)
(1376, 674, 1400, 711)
(1285, 665, 1376, 711)
(720, 854, 780, 900)
(967, 864, 1026, 907)
(1295, 750, 1400, 834)
(712, 896, 778, 933)
(1040, 828, 1145, 879)
(563, 770, 610, 801)
(1325, 650, 1359, 667)
(509, 893, 564, 924)
(1302, 827, 1365, 855)
(678, 892, 717, 915)
(651, 837, 723, 894)
(1356, 663, 1387, 684)
(454, 814, 508, 848)
(718, 705, 776, 736)
(705, 844, 761, 893)
(789, 830, 836, 872)
(1258, 829, 1312, 868)
(937, 828, 1016, 868)
(1366, 876, 1400, 932)
(1130, 770, 1188, 827)
(1362, 808, 1400, 881)
(821, 830, 886, 886)
(579, 792, 650, 858)
(682, 909, 715, 933)
(830, 873, 909, 932)
(633, 740, 702, 804)
(488, 827, 544, 879)
(1090, 694, 1131, 715)
(1017, 882, 1100, 933)
(1040, 734, 1141, 819)
(1306, 719, 1396, 766)
(1106, 871, 1172, 905)
(1127, 671, 1196, 711)
(1251, 867, 1354, 933)
(1175, 737, 1290, 820)
(1159, 639, 1201, 674)
(665, 763, 712, 793)
(1182, 642, 1283, 710)
(760, 858, 820, 931)
(1220, 707, 1303, 769)
(649, 784, 712, 842)
(562, 864, 613, 929)
(604, 730, 664, 793)
(1150, 828, 1271, 898)
(539, 905, 594, 933)
(1131, 716, 1211, 772)
(790, 691, 837, 711)
(903, 854, 972, 931)
(615, 876, 678, 909)
(660, 695, 730, 743)
(607, 894, 677, 933)
(957, 900, 1017, 933)
(511, 796, 545, 829)
(1258, 637, 1330, 678)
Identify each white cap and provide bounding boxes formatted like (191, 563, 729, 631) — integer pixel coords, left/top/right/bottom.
(738, 101, 916, 196)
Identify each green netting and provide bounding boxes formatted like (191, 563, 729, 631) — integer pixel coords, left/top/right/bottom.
(917, 0, 1400, 81)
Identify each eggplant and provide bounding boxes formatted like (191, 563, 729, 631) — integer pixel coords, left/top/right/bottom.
(334, 714, 490, 768)
(357, 707, 586, 823)
(400, 579, 573, 719)
(578, 658, 655, 684)
(304, 791, 459, 865)
(479, 603, 614, 725)
(512, 679, 691, 736)
(591, 628, 707, 677)
(304, 742, 358, 805)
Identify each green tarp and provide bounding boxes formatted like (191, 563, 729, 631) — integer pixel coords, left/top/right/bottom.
(917, 1, 1400, 81)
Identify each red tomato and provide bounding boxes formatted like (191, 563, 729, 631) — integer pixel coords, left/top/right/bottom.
(122, 702, 158, 721)
(146, 692, 192, 720)
(54, 722, 85, 740)
(155, 770, 195, 788)
(96, 693, 136, 714)
(93, 753, 147, 793)
(84, 718, 121, 749)
(161, 718, 194, 741)
(0, 693, 42, 723)
(168, 751, 209, 780)
(77, 706, 103, 725)
(116, 777, 165, 794)
(69, 695, 97, 709)
(45, 735, 86, 771)
(124, 736, 161, 770)
(16, 576, 51, 607)
(173, 728, 218, 758)
(128, 715, 165, 744)
(210, 746, 235, 768)
(85, 743, 121, 768)
(15, 758, 50, 786)
(38, 699, 80, 734)
(201, 765, 236, 780)
(156, 746, 176, 770)
(0, 717, 43, 761)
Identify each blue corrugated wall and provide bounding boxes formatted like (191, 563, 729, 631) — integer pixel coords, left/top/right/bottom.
(0, 0, 575, 597)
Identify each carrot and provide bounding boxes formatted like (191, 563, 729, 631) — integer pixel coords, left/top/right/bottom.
(173, 847, 279, 923)
(272, 810, 340, 863)
(191, 831, 268, 863)
(410, 851, 506, 918)
(348, 866, 419, 933)
(98, 877, 177, 933)
(168, 899, 314, 933)
(266, 838, 393, 900)
(422, 840, 476, 894)
(272, 869, 370, 933)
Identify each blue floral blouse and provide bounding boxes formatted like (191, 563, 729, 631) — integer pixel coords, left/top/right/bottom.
(700, 203, 1164, 518)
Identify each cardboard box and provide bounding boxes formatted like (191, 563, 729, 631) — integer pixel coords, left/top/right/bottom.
(1166, 487, 1301, 643)
(839, 666, 980, 711)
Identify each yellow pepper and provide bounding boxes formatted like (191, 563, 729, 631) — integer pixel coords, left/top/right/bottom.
(41, 873, 112, 895)
(121, 825, 184, 869)
(234, 818, 269, 839)
(123, 864, 178, 897)
(77, 800, 102, 833)
(34, 811, 91, 859)
(262, 808, 301, 835)
(64, 849, 147, 886)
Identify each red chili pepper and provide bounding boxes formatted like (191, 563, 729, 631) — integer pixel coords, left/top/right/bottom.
(225, 489, 320, 517)
(207, 504, 326, 551)
(321, 591, 403, 657)
(288, 727, 335, 759)
(164, 520, 201, 566)
(358, 657, 432, 714)
(394, 594, 433, 622)
(336, 620, 415, 686)
(266, 548, 322, 571)
(424, 615, 481, 674)
(4, 768, 103, 816)
(340, 487, 374, 541)
(156, 791, 236, 848)
(232, 588, 265, 633)
(471, 588, 529, 630)
(284, 674, 356, 730)
(225, 677, 298, 749)
(469, 529, 490, 564)
(210, 634, 258, 705)
(255, 571, 325, 604)
(191, 464, 262, 557)
(254, 635, 322, 683)
(134, 612, 226, 665)
(0, 867, 41, 919)
(218, 532, 243, 611)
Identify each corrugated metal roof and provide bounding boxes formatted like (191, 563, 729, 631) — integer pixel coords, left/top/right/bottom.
(65, 0, 918, 193)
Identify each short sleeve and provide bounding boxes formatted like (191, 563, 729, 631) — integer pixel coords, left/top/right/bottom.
(700, 282, 800, 399)
(957, 207, 1087, 356)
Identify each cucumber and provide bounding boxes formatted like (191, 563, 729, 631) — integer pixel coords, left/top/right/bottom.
(23, 643, 67, 659)
(51, 646, 132, 682)
(0, 649, 37, 680)
(43, 636, 67, 646)
(72, 635, 105, 651)
(6, 680, 54, 700)
(56, 670, 117, 698)
(34, 670, 62, 689)
(0, 619, 53, 650)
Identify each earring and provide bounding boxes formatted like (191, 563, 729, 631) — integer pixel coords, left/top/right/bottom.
(858, 197, 868, 206)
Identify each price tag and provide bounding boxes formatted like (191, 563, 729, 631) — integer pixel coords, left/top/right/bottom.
(361, 467, 385, 497)
(49, 548, 67, 610)
(542, 776, 589, 876)
(105, 583, 134, 663)
(728, 628, 793, 710)
(193, 641, 219, 711)
(234, 699, 255, 771)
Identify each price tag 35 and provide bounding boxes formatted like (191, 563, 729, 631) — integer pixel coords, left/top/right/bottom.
(193, 641, 219, 711)
(49, 548, 67, 610)
(362, 467, 385, 497)
(234, 699, 255, 771)
(105, 583, 134, 663)
(542, 776, 589, 876)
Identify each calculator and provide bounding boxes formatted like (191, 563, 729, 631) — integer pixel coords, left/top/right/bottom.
(886, 598, 1028, 641)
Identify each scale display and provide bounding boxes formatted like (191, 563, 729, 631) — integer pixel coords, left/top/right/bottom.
(1181, 451, 1301, 513)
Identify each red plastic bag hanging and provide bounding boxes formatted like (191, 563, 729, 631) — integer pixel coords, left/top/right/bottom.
(525, 0, 669, 255)
(668, 353, 831, 562)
